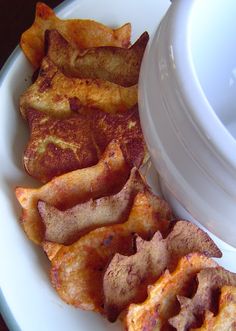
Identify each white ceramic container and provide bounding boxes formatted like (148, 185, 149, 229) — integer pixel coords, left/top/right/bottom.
(139, 0, 236, 247)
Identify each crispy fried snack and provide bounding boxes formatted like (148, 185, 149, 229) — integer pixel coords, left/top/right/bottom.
(15, 141, 129, 244)
(87, 106, 147, 169)
(44, 191, 172, 312)
(38, 168, 146, 244)
(20, 57, 138, 118)
(24, 109, 98, 183)
(166, 220, 222, 263)
(103, 221, 221, 321)
(24, 106, 146, 182)
(45, 29, 149, 86)
(125, 253, 217, 331)
(169, 267, 236, 330)
(192, 286, 236, 331)
(20, 2, 131, 68)
(104, 232, 168, 322)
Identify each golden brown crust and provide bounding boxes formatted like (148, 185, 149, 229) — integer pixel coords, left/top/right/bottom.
(38, 168, 146, 244)
(46, 191, 172, 312)
(191, 286, 236, 331)
(125, 253, 217, 331)
(20, 57, 138, 118)
(23, 106, 146, 183)
(15, 141, 130, 244)
(45, 29, 149, 86)
(20, 2, 131, 68)
(167, 220, 222, 263)
(169, 267, 236, 330)
(103, 221, 221, 321)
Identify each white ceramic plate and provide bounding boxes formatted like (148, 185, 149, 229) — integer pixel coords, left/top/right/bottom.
(0, 1, 235, 330)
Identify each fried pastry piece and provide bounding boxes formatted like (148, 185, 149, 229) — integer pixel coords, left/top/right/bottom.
(44, 191, 172, 312)
(125, 253, 217, 331)
(88, 105, 147, 169)
(20, 2, 131, 68)
(20, 57, 137, 118)
(166, 220, 222, 263)
(45, 29, 149, 86)
(192, 286, 236, 331)
(24, 108, 98, 183)
(24, 106, 146, 182)
(38, 168, 146, 244)
(15, 141, 129, 244)
(169, 267, 236, 330)
(104, 232, 168, 322)
(103, 221, 221, 321)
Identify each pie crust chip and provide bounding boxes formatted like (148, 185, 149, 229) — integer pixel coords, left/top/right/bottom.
(191, 286, 236, 331)
(15, 141, 129, 244)
(24, 106, 146, 182)
(45, 29, 149, 87)
(125, 253, 217, 331)
(19, 57, 138, 118)
(103, 220, 221, 321)
(20, 2, 131, 68)
(44, 191, 172, 312)
(169, 267, 236, 330)
(38, 168, 146, 244)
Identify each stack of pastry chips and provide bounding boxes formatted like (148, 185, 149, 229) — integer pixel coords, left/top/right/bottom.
(15, 3, 236, 330)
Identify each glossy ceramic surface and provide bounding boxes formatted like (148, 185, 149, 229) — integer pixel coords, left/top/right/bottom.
(139, 0, 236, 247)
